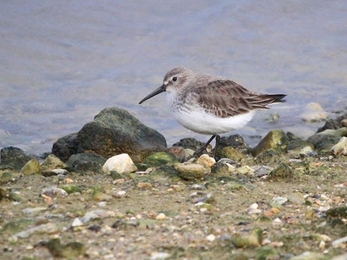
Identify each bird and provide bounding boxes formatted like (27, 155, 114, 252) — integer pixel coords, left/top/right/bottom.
(139, 67, 286, 157)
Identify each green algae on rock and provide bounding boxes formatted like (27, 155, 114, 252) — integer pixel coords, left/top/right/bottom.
(20, 159, 40, 175)
(143, 152, 177, 167)
(250, 130, 289, 157)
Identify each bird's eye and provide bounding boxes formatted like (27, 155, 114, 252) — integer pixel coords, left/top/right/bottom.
(172, 77, 177, 82)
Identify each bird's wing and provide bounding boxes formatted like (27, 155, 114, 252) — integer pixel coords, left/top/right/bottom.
(189, 79, 284, 118)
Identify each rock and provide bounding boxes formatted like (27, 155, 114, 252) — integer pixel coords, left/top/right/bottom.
(20, 159, 40, 175)
(288, 252, 325, 260)
(326, 206, 347, 219)
(307, 128, 347, 152)
(218, 134, 249, 150)
(211, 159, 236, 176)
(46, 238, 86, 258)
(252, 165, 273, 177)
(67, 153, 106, 174)
(254, 149, 282, 165)
(251, 130, 289, 157)
(0, 187, 23, 202)
(40, 154, 67, 171)
(317, 112, 347, 132)
(174, 163, 207, 180)
(52, 107, 167, 163)
(206, 234, 216, 242)
(150, 252, 171, 260)
(287, 192, 305, 204)
(231, 227, 263, 248)
(217, 146, 246, 161)
(22, 207, 47, 216)
(270, 196, 288, 208)
(286, 132, 316, 158)
(0, 146, 35, 170)
(236, 165, 254, 175)
(102, 153, 137, 174)
(60, 185, 81, 194)
(11, 223, 58, 240)
(331, 137, 347, 156)
(80, 209, 115, 223)
(299, 146, 317, 157)
(268, 163, 293, 181)
(71, 218, 84, 227)
(143, 152, 177, 167)
(52, 133, 80, 162)
(332, 236, 347, 248)
(0, 171, 16, 185)
(167, 146, 186, 162)
(300, 102, 328, 123)
(41, 168, 69, 177)
(173, 138, 206, 151)
(155, 213, 166, 220)
(196, 154, 215, 168)
(41, 186, 68, 197)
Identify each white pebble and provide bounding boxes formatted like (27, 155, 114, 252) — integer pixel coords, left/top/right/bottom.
(71, 218, 84, 227)
(156, 213, 166, 220)
(102, 153, 137, 174)
(272, 218, 283, 226)
(206, 234, 216, 242)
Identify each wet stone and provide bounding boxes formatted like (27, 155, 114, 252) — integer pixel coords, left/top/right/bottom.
(67, 153, 106, 174)
(231, 227, 263, 248)
(52, 107, 167, 163)
(331, 136, 347, 156)
(317, 112, 347, 132)
(254, 149, 282, 165)
(211, 159, 236, 176)
(51, 133, 80, 162)
(307, 127, 347, 153)
(174, 163, 207, 180)
(20, 159, 40, 175)
(217, 146, 246, 162)
(46, 238, 86, 258)
(196, 154, 215, 168)
(218, 134, 249, 150)
(0, 146, 35, 170)
(143, 151, 177, 167)
(0, 171, 16, 185)
(172, 137, 205, 151)
(251, 130, 289, 157)
(267, 162, 293, 181)
(40, 154, 67, 172)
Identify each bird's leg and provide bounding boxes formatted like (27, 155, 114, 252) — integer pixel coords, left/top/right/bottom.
(213, 135, 221, 158)
(193, 135, 216, 157)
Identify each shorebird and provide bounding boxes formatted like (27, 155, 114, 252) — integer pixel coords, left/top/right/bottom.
(139, 67, 286, 157)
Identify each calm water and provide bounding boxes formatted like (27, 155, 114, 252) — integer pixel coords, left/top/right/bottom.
(1, 1, 346, 155)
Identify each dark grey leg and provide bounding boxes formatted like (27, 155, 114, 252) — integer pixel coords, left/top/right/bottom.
(193, 135, 217, 157)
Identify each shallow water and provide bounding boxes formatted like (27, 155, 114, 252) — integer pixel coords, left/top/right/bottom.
(1, 1, 346, 155)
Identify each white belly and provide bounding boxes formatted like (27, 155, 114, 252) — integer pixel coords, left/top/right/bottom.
(172, 106, 255, 135)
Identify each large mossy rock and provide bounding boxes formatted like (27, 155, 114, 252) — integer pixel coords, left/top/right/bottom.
(52, 107, 167, 163)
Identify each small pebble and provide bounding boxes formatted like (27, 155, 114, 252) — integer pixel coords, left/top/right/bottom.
(272, 218, 283, 226)
(156, 213, 166, 220)
(71, 218, 84, 227)
(196, 154, 216, 168)
(206, 234, 216, 242)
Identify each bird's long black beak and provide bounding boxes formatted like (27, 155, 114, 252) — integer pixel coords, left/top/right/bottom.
(139, 84, 166, 104)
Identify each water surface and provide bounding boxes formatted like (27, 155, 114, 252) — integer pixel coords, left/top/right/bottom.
(1, 1, 346, 155)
